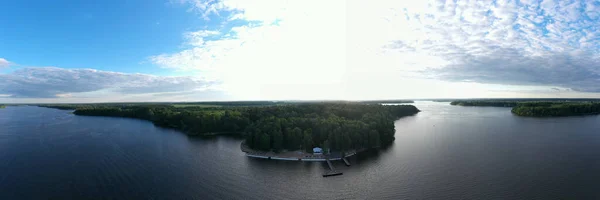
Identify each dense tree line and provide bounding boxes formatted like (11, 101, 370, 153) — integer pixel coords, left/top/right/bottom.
(242, 104, 419, 152)
(358, 100, 414, 104)
(43, 103, 419, 152)
(511, 102, 600, 117)
(450, 101, 519, 107)
(70, 105, 249, 134)
(37, 100, 412, 110)
(450, 99, 600, 107)
(169, 101, 283, 107)
(449, 100, 600, 117)
(38, 105, 82, 110)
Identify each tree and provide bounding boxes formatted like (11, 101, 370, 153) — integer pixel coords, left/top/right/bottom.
(369, 130, 381, 148)
(64, 102, 422, 151)
(287, 127, 303, 150)
(323, 140, 330, 154)
(303, 129, 313, 152)
(272, 130, 283, 152)
(259, 133, 271, 151)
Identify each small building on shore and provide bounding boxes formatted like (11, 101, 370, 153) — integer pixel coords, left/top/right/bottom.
(313, 147, 323, 155)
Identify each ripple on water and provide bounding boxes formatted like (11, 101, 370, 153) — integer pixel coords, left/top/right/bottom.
(1, 105, 600, 199)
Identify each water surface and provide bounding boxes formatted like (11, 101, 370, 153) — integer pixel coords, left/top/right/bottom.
(1, 103, 599, 199)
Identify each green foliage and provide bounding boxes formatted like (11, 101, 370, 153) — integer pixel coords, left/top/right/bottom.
(359, 100, 414, 104)
(258, 133, 271, 151)
(169, 101, 282, 107)
(368, 130, 381, 148)
(303, 129, 313, 152)
(0, 105, 5, 109)
(449, 100, 600, 117)
(40, 102, 419, 152)
(272, 130, 283, 152)
(171, 104, 222, 108)
(37, 104, 81, 110)
(450, 99, 600, 107)
(511, 102, 600, 117)
(450, 101, 518, 107)
(242, 103, 419, 151)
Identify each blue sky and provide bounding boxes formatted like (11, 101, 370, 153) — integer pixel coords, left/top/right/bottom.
(0, 0, 211, 75)
(2, 0, 600, 103)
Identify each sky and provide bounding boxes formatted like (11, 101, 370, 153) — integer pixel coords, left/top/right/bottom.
(2, 0, 600, 103)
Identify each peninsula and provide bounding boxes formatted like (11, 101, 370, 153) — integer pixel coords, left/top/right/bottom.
(38, 102, 420, 157)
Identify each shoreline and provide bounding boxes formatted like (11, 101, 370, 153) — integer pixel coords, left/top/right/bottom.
(240, 141, 362, 162)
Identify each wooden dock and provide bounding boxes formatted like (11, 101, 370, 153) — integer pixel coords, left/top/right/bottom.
(326, 159, 334, 170)
(342, 157, 351, 166)
(323, 171, 343, 177)
(322, 158, 343, 177)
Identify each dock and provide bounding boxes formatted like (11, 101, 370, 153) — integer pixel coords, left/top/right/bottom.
(323, 171, 343, 177)
(326, 159, 334, 170)
(342, 157, 351, 166)
(322, 158, 343, 177)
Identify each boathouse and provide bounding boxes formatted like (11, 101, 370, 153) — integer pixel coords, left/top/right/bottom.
(313, 147, 323, 155)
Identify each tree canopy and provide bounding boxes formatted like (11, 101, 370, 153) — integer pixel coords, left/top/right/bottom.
(450, 101, 518, 107)
(511, 102, 600, 117)
(40, 103, 420, 152)
(450, 99, 600, 107)
(448, 100, 600, 117)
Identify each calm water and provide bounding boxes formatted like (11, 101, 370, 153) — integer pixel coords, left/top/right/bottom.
(1, 103, 600, 199)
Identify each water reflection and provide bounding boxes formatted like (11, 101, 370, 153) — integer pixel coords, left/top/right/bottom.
(2, 105, 600, 199)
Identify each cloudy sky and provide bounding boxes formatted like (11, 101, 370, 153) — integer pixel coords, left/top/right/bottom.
(2, 0, 600, 103)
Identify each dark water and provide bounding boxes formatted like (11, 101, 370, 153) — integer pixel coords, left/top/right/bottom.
(1, 103, 600, 199)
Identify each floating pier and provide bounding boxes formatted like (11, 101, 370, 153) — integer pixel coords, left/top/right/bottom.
(326, 159, 334, 170)
(322, 158, 343, 177)
(322, 171, 343, 177)
(342, 157, 351, 166)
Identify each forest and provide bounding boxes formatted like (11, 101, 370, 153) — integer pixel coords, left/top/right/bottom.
(450, 101, 518, 107)
(358, 100, 414, 104)
(450, 99, 600, 107)
(39, 103, 420, 152)
(449, 100, 600, 117)
(36, 100, 402, 109)
(511, 102, 600, 117)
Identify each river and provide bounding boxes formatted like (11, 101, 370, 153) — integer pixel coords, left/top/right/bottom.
(1, 102, 599, 199)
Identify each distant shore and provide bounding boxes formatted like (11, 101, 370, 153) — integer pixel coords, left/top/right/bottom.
(449, 100, 600, 117)
(240, 141, 361, 161)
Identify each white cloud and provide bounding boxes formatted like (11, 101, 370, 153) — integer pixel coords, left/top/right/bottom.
(153, 0, 348, 99)
(0, 67, 225, 101)
(153, 0, 600, 99)
(0, 58, 11, 68)
(184, 30, 221, 46)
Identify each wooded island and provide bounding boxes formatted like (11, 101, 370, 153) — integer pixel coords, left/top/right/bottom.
(39, 102, 419, 152)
